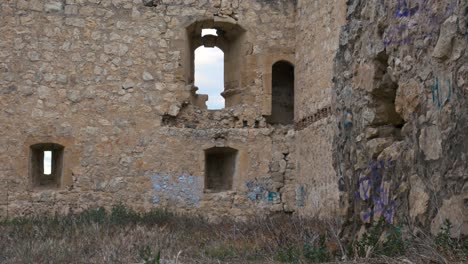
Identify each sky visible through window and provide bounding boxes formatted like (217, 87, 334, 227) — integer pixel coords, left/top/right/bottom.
(44, 151, 52, 175)
(195, 29, 224, 109)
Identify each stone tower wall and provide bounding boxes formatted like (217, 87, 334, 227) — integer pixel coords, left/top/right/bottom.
(294, 0, 346, 218)
(333, 0, 467, 237)
(0, 0, 299, 219)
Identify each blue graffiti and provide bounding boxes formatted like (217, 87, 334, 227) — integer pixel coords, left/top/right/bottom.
(356, 160, 396, 223)
(246, 179, 280, 204)
(343, 111, 353, 129)
(432, 77, 452, 110)
(395, 0, 411, 18)
(296, 186, 305, 207)
(150, 173, 202, 207)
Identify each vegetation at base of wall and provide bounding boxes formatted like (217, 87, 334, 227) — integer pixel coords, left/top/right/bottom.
(434, 219, 468, 259)
(0, 206, 466, 264)
(355, 219, 406, 258)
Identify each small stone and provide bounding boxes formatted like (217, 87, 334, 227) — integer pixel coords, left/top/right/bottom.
(67, 90, 81, 103)
(419, 126, 442, 161)
(366, 138, 393, 158)
(44, 1, 63, 13)
(168, 104, 180, 116)
(432, 16, 458, 60)
(57, 74, 68, 84)
(395, 79, 420, 121)
(143, 71, 154, 81)
(1, 85, 17, 94)
(28, 51, 40, 61)
(65, 17, 86, 28)
(409, 175, 429, 221)
(122, 79, 135, 90)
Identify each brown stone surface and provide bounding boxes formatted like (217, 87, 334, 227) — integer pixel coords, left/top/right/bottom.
(1, 0, 464, 243)
(0, 0, 298, 219)
(333, 0, 467, 238)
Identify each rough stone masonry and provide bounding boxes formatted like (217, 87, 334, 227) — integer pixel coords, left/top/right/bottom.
(0, 0, 466, 237)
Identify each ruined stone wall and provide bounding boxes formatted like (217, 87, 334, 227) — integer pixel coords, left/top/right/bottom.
(294, 0, 346, 218)
(333, 0, 467, 237)
(0, 0, 297, 219)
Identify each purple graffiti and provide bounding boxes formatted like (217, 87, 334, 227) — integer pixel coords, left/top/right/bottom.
(357, 160, 396, 224)
(386, 0, 457, 47)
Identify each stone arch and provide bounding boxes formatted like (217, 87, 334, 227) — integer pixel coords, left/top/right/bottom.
(267, 60, 295, 125)
(184, 18, 246, 109)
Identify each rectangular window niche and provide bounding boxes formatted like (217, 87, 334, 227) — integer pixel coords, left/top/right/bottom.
(205, 147, 238, 192)
(30, 143, 64, 189)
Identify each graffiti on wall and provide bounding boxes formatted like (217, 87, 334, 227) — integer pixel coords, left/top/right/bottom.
(246, 178, 280, 204)
(150, 173, 203, 207)
(356, 160, 396, 223)
(296, 185, 306, 207)
(432, 76, 452, 110)
(343, 111, 353, 129)
(384, 0, 457, 47)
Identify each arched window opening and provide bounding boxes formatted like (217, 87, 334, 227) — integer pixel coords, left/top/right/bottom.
(194, 45, 225, 110)
(186, 19, 246, 110)
(30, 143, 64, 188)
(267, 61, 294, 125)
(205, 147, 238, 192)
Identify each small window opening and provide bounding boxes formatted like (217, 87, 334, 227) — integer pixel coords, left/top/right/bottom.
(205, 147, 238, 192)
(30, 143, 64, 188)
(194, 46, 225, 110)
(43, 151, 52, 175)
(201, 28, 218, 37)
(268, 61, 295, 125)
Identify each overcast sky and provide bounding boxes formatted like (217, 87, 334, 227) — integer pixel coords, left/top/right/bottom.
(44, 151, 52, 174)
(194, 29, 224, 109)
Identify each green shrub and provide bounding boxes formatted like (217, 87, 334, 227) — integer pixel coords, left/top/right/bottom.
(110, 204, 141, 225)
(303, 235, 331, 263)
(139, 245, 160, 264)
(75, 207, 107, 224)
(205, 245, 237, 261)
(355, 219, 405, 258)
(435, 219, 456, 251)
(274, 246, 300, 263)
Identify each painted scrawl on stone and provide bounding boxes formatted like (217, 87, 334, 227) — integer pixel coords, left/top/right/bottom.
(355, 160, 396, 224)
(150, 174, 203, 207)
(296, 185, 306, 207)
(385, 0, 457, 47)
(246, 178, 280, 204)
(432, 77, 452, 110)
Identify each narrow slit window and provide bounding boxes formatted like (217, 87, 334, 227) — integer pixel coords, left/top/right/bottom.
(43, 151, 52, 175)
(194, 46, 225, 109)
(30, 143, 64, 189)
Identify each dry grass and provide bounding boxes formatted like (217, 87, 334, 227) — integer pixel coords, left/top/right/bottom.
(0, 206, 466, 264)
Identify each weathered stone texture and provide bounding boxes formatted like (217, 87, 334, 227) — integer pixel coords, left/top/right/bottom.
(333, 0, 467, 237)
(0, 0, 297, 219)
(294, 0, 347, 218)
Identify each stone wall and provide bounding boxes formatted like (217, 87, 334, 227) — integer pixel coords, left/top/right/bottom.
(0, 0, 298, 219)
(333, 0, 467, 237)
(294, 0, 346, 218)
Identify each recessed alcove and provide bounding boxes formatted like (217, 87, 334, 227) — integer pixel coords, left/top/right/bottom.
(204, 147, 238, 192)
